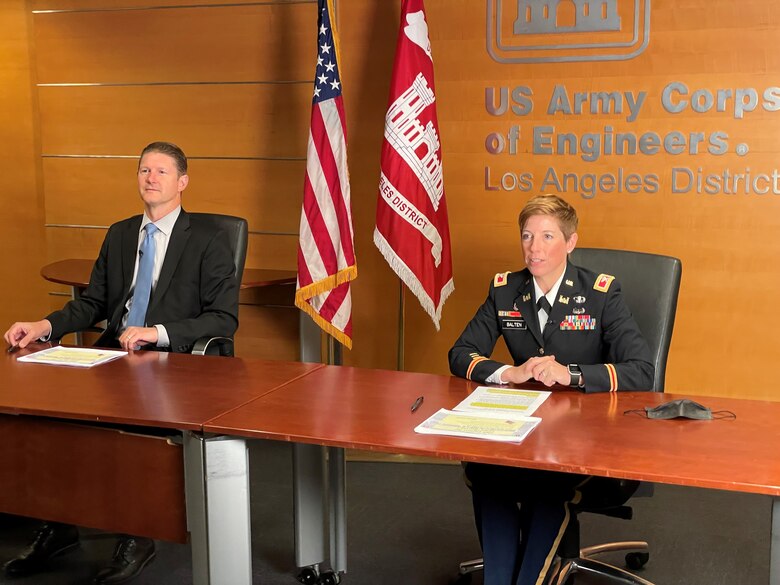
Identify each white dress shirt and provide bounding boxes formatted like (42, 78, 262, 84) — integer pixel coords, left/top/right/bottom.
(123, 206, 182, 347)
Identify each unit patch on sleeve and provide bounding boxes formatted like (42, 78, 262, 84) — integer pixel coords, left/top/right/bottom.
(593, 274, 615, 292)
(494, 272, 510, 287)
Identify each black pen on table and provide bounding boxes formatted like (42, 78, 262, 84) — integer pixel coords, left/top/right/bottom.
(410, 395, 424, 413)
(7, 344, 19, 354)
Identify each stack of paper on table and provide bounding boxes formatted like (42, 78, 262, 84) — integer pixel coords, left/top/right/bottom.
(414, 386, 549, 443)
(17, 346, 127, 368)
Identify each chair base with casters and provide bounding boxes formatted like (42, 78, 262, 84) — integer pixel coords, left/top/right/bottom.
(454, 541, 651, 585)
(551, 556, 653, 585)
(297, 566, 341, 585)
(454, 480, 654, 585)
(454, 557, 483, 584)
(548, 493, 654, 585)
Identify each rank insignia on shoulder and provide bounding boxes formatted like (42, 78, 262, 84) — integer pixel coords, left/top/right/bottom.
(494, 272, 510, 287)
(593, 274, 615, 292)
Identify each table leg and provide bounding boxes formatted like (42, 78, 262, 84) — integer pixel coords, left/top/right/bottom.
(293, 443, 328, 568)
(299, 312, 322, 363)
(772, 497, 780, 585)
(328, 446, 347, 573)
(295, 313, 328, 571)
(295, 314, 348, 576)
(184, 432, 252, 585)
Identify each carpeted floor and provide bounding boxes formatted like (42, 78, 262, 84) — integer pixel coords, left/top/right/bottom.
(0, 439, 769, 584)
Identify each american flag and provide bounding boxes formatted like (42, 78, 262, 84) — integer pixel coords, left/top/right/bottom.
(295, 0, 357, 349)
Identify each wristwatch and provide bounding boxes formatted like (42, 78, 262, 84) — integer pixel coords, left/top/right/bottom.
(567, 364, 583, 388)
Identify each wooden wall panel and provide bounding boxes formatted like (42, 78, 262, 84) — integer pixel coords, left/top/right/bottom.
(38, 85, 311, 157)
(245, 233, 297, 270)
(0, 2, 49, 330)
(13, 0, 780, 397)
(43, 158, 304, 233)
(45, 227, 296, 271)
(32, 3, 315, 83)
(43, 159, 141, 226)
(31, 0, 304, 10)
(338, 0, 403, 370)
(234, 305, 299, 361)
(44, 227, 106, 263)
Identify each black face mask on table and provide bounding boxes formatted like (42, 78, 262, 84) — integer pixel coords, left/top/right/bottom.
(625, 399, 736, 420)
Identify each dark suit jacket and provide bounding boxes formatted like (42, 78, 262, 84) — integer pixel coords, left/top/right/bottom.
(448, 262, 654, 392)
(47, 210, 239, 353)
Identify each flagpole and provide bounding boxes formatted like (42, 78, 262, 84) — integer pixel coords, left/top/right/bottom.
(293, 0, 351, 581)
(326, 335, 342, 366)
(397, 280, 405, 371)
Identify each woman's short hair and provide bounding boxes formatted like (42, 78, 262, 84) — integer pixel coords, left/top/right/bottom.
(518, 194, 578, 240)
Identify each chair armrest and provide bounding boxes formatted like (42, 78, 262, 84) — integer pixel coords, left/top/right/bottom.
(191, 336, 234, 357)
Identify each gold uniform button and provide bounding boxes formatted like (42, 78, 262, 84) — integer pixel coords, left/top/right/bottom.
(538, 348, 545, 355)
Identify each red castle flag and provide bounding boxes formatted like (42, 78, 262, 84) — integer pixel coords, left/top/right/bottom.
(374, 0, 453, 329)
(295, 0, 357, 348)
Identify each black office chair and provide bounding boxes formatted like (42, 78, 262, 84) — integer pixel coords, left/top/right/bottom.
(569, 248, 681, 395)
(58, 214, 248, 356)
(190, 213, 248, 357)
(456, 248, 682, 585)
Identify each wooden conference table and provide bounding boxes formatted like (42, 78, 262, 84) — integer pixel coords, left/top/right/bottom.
(0, 345, 322, 585)
(5, 345, 780, 583)
(205, 365, 780, 584)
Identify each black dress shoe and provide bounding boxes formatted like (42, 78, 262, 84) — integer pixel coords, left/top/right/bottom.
(94, 536, 155, 584)
(3, 522, 80, 577)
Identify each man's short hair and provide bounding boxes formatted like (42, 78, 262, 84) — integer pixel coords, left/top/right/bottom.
(518, 194, 578, 240)
(139, 141, 188, 175)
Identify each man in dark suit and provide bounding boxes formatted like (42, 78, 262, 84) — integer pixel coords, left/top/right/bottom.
(448, 194, 653, 585)
(3, 141, 239, 583)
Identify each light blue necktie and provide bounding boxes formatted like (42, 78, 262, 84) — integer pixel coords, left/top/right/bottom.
(126, 223, 159, 328)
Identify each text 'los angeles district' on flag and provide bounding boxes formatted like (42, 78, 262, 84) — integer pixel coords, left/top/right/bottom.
(374, 0, 453, 330)
(295, 0, 357, 349)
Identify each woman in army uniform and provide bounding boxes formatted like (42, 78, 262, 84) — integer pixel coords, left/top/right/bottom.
(448, 194, 653, 585)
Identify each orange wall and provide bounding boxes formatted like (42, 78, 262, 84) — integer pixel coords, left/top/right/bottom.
(0, 2, 49, 332)
(12, 0, 780, 400)
(401, 0, 780, 401)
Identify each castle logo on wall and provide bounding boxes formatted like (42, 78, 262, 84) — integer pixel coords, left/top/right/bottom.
(487, 0, 650, 63)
